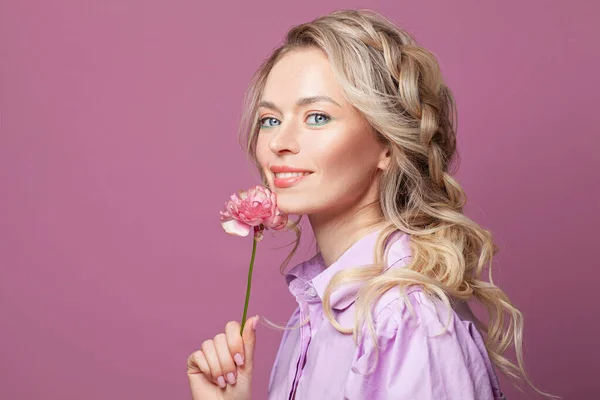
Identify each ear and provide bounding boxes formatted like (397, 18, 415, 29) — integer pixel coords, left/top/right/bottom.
(377, 145, 392, 171)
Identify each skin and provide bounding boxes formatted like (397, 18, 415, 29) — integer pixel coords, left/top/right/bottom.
(187, 47, 390, 399)
(187, 317, 257, 400)
(256, 47, 391, 267)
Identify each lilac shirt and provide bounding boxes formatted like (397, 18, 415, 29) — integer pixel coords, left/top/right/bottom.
(267, 229, 506, 400)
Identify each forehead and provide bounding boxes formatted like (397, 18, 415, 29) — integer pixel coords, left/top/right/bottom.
(261, 48, 346, 105)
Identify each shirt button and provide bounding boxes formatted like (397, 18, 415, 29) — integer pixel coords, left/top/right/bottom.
(306, 287, 317, 298)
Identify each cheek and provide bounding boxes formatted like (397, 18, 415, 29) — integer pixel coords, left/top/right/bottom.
(314, 135, 381, 202)
(319, 135, 374, 173)
(255, 136, 270, 169)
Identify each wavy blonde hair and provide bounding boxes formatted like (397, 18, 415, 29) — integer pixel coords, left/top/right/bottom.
(237, 9, 558, 399)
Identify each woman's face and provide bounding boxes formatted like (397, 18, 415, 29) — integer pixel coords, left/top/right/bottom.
(255, 47, 390, 218)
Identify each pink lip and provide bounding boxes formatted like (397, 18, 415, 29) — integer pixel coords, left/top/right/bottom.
(270, 165, 313, 174)
(273, 173, 312, 188)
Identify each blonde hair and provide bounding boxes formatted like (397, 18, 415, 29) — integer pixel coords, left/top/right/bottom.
(238, 9, 558, 399)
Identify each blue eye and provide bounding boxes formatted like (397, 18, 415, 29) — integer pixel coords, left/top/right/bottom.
(259, 113, 331, 129)
(306, 113, 331, 126)
(259, 117, 281, 128)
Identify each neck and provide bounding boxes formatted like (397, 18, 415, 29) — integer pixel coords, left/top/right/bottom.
(308, 199, 385, 267)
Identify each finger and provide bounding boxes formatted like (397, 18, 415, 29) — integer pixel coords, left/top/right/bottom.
(214, 333, 237, 386)
(225, 321, 245, 367)
(187, 350, 210, 377)
(201, 340, 226, 389)
(187, 351, 219, 400)
(241, 315, 259, 366)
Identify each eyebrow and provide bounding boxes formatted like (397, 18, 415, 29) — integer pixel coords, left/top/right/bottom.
(258, 95, 342, 113)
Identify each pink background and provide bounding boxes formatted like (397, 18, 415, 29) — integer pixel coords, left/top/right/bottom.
(1, 1, 597, 399)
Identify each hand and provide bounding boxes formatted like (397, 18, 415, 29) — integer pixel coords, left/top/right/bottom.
(187, 316, 259, 400)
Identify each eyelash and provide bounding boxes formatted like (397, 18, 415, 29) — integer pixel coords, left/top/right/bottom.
(258, 112, 331, 128)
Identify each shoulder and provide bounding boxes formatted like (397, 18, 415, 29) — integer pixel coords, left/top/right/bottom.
(349, 288, 504, 399)
(368, 285, 460, 341)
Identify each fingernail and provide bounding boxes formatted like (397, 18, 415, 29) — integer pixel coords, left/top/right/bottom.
(226, 372, 236, 385)
(217, 376, 226, 388)
(252, 315, 259, 331)
(234, 353, 244, 366)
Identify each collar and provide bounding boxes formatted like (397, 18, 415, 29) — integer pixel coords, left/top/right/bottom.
(285, 228, 412, 311)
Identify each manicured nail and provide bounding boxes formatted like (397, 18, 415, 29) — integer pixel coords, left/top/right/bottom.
(226, 372, 236, 385)
(217, 376, 226, 388)
(234, 353, 244, 366)
(252, 315, 259, 331)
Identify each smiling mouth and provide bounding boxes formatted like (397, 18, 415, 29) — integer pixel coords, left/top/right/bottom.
(272, 172, 313, 188)
(273, 172, 312, 179)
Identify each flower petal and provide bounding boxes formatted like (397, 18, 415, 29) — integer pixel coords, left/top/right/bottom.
(221, 219, 251, 237)
(264, 213, 288, 230)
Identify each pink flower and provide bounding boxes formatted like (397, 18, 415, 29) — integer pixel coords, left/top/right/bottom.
(219, 185, 289, 335)
(219, 185, 288, 238)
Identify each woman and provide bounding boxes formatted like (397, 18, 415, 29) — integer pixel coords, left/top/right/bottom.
(187, 9, 557, 400)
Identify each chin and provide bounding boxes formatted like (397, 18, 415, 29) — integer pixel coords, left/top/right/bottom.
(275, 202, 302, 216)
(274, 195, 311, 216)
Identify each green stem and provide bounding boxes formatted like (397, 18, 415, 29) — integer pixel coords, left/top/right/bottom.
(240, 235, 258, 335)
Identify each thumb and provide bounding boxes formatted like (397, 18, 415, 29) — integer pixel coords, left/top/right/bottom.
(241, 315, 259, 367)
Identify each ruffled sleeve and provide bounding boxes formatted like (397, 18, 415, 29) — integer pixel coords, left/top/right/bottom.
(343, 289, 504, 400)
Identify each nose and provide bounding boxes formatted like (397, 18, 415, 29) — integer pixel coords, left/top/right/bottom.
(268, 123, 300, 155)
